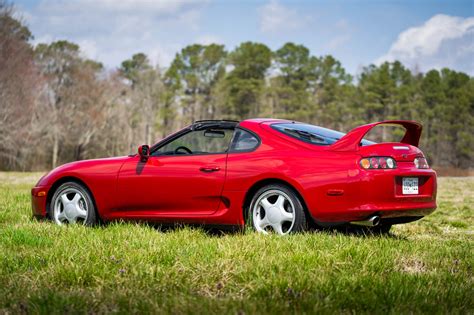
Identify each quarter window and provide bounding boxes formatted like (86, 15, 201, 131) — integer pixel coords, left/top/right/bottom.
(230, 129, 259, 152)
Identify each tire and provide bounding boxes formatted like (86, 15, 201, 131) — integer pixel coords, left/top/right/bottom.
(247, 184, 307, 235)
(49, 182, 97, 226)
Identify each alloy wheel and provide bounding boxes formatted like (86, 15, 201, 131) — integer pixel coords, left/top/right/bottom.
(252, 189, 296, 235)
(53, 187, 89, 225)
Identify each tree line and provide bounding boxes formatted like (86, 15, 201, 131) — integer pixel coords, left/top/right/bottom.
(0, 2, 473, 171)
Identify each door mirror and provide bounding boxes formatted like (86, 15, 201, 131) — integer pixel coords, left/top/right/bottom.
(138, 145, 150, 162)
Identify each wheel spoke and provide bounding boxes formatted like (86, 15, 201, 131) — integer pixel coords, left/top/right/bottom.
(75, 207, 87, 219)
(57, 211, 67, 222)
(275, 195, 285, 209)
(257, 214, 270, 229)
(60, 194, 69, 206)
(72, 193, 81, 205)
(280, 209, 294, 222)
(271, 223, 284, 235)
(259, 198, 272, 211)
(71, 193, 87, 219)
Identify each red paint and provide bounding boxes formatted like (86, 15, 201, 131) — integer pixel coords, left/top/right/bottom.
(32, 119, 437, 227)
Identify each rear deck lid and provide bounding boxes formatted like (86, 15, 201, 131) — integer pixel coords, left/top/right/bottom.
(357, 142, 422, 162)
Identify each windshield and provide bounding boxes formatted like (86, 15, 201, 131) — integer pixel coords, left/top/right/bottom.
(271, 123, 375, 146)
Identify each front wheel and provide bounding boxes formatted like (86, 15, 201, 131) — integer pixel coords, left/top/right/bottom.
(248, 184, 307, 235)
(50, 182, 97, 226)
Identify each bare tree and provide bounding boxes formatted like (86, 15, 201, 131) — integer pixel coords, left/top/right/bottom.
(119, 53, 166, 148)
(0, 1, 41, 170)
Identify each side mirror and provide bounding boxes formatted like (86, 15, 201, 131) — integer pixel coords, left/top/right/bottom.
(138, 145, 150, 162)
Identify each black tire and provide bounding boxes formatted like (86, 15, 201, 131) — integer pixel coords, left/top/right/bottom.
(49, 181, 97, 226)
(247, 184, 307, 234)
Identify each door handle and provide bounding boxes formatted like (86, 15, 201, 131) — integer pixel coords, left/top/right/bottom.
(199, 166, 220, 173)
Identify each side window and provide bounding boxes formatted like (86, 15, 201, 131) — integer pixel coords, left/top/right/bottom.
(230, 129, 260, 152)
(153, 128, 234, 156)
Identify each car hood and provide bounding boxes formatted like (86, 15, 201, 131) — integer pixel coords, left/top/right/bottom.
(36, 156, 130, 187)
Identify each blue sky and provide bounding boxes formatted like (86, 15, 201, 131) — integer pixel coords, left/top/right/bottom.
(16, 0, 474, 75)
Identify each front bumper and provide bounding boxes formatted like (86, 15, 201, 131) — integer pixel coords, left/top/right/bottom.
(31, 186, 50, 218)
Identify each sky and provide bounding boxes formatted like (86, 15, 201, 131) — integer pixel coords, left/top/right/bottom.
(15, 0, 474, 75)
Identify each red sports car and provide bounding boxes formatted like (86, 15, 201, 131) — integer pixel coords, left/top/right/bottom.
(32, 119, 437, 234)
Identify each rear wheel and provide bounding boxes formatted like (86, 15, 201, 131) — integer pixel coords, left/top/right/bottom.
(50, 182, 97, 226)
(248, 184, 307, 235)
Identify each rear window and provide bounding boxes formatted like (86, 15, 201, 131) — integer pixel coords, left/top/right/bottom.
(271, 123, 375, 146)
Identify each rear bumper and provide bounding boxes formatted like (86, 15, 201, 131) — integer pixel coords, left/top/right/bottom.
(31, 186, 50, 218)
(314, 205, 437, 225)
(312, 166, 437, 224)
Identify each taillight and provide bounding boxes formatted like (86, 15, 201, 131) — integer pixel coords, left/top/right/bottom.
(360, 157, 396, 169)
(414, 157, 429, 169)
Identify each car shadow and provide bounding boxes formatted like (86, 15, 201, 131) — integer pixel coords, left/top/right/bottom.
(135, 161, 146, 175)
(152, 223, 241, 237)
(100, 220, 242, 237)
(317, 226, 408, 240)
(90, 220, 407, 239)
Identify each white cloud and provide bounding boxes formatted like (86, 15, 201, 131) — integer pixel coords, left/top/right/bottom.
(377, 14, 474, 74)
(22, 0, 210, 68)
(259, 0, 310, 34)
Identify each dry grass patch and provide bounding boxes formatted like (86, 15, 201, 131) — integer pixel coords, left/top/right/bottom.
(398, 256, 427, 274)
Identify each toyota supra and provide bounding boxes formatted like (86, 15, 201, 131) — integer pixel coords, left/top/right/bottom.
(32, 119, 437, 234)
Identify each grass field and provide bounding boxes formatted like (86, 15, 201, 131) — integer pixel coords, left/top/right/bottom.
(0, 173, 472, 314)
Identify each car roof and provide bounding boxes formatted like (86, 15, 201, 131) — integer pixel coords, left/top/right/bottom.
(191, 120, 239, 130)
(191, 118, 292, 130)
(191, 118, 330, 132)
(242, 118, 291, 125)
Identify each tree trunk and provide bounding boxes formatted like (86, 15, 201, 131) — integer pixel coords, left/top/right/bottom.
(52, 131, 58, 169)
(145, 123, 151, 145)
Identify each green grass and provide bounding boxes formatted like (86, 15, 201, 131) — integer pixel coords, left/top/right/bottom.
(0, 173, 473, 314)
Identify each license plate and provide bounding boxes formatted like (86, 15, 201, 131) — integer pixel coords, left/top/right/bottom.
(402, 177, 419, 195)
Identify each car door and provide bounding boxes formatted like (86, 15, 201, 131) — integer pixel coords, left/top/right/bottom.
(115, 127, 234, 216)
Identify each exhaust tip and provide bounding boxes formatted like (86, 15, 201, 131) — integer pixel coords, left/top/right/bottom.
(371, 216, 380, 226)
(350, 215, 380, 227)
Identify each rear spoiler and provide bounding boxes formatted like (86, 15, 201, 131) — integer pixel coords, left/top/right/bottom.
(330, 120, 422, 151)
